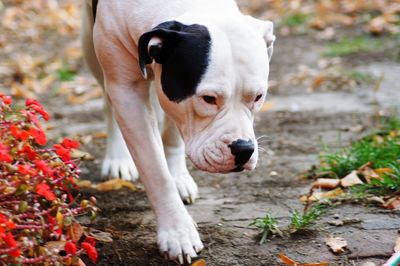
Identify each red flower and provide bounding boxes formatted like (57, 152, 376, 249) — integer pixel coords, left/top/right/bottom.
(35, 160, 54, 177)
(29, 127, 47, 146)
(9, 248, 21, 257)
(0, 142, 12, 163)
(17, 164, 38, 176)
(25, 98, 50, 121)
(0, 214, 7, 224)
(1, 232, 17, 247)
(64, 241, 77, 255)
(61, 138, 80, 149)
(10, 125, 29, 141)
(0, 95, 12, 105)
(84, 236, 96, 246)
(36, 183, 56, 201)
(6, 220, 16, 229)
(20, 109, 40, 127)
(20, 144, 38, 160)
(82, 242, 98, 262)
(53, 144, 71, 162)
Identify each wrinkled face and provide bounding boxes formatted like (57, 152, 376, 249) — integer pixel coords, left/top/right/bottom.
(139, 17, 275, 173)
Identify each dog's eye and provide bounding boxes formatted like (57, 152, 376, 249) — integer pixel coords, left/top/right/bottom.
(202, 95, 217, 105)
(255, 94, 263, 102)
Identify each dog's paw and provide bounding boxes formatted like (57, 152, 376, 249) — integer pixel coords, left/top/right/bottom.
(174, 173, 199, 205)
(157, 215, 203, 264)
(101, 156, 139, 181)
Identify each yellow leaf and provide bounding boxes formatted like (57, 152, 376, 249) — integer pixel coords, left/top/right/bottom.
(56, 211, 64, 228)
(374, 168, 394, 176)
(76, 180, 92, 188)
(94, 179, 137, 192)
(191, 259, 206, 266)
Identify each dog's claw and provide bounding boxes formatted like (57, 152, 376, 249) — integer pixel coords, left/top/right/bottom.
(186, 254, 192, 264)
(178, 254, 184, 264)
(184, 197, 192, 204)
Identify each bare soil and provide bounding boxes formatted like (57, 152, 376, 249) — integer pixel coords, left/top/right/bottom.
(49, 32, 400, 265)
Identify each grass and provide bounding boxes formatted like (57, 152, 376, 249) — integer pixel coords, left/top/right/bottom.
(280, 13, 310, 27)
(57, 64, 77, 81)
(323, 36, 383, 57)
(249, 203, 330, 243)
(288, 203, 329, 233)
(319, 116, 400, 196)
(348, 70, 375, 84)
(248, 214, 282, 244)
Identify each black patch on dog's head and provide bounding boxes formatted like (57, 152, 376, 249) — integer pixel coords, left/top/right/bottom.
(138, 21, 211, 103)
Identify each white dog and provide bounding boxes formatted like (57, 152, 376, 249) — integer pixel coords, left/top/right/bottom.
(81, 0, 275, 263)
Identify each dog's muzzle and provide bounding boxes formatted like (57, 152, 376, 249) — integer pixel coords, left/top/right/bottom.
(228, 139, 254, 172)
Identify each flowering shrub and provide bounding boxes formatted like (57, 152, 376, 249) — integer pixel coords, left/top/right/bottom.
(0, 94, 98, 265)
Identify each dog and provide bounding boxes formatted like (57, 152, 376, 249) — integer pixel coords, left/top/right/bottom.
(81, 0, 275, 263)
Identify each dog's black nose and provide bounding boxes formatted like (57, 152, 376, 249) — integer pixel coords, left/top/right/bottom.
(228, 139, 254, 166)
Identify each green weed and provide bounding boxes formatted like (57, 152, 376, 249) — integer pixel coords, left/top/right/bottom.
(57, 64, 77, 81)
(248, 214, 282, 244)
(319, 116, 400, 196)
(280, 13, 310, 27)
(320, 117, 400, 177)
(288, 203, 329, 233)
(323, 36, 383, 57)
(351, 163, 400, 196)
(348, 71, 375, 84)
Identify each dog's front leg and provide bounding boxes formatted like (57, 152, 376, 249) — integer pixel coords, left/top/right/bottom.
(105, 80, 203, 262)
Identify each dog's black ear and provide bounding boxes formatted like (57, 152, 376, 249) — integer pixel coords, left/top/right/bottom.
(138, 21, 211, 103)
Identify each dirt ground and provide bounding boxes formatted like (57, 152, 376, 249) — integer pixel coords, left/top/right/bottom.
(1, 1, 400, 265)
(55, 33, 399, 265)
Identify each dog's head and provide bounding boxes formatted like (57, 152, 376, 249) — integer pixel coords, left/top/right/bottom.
(138, 16, 275, 173)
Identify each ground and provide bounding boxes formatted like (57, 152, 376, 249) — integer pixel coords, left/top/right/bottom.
(1, 1, 400, 265)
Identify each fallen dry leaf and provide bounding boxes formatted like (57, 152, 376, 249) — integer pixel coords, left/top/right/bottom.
(383, 196, 400, 209)
(374, 168, 394, 176)
(76, 180, 92, 188)
(85, 228, 113, 243)
(279, 252, 329, 266)
(300, 187, 345, 203)
(326, 236, 347, 254)
(279, 252, 297, 266)
(340, 171, 363, 187)
(368, 16, 388, 34)
(358, 163, 382, 183)
(45, 240, 66, 251)
(191, 259, 206, 266)
(70, 149, 94, 161)
(94, 179, 137, 192)
(67, 222, 84, 243)
(367, 196, 385, 205)
(312, 178, 340, 189)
